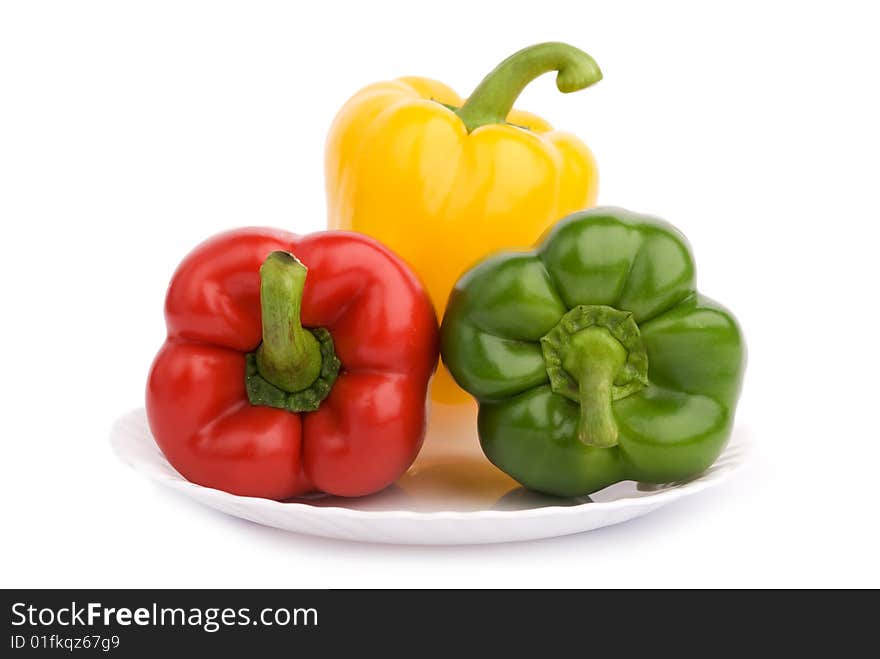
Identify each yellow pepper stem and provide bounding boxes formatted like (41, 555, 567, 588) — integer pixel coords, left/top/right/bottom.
(455, 42, 602, 133)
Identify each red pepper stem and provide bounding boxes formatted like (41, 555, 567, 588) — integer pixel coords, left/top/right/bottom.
(561, 327, 627, 448)
(455, 42, 602, 133)
(255, 251, 322, 394)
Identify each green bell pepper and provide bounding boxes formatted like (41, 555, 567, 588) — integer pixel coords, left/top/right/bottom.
(441, 207, 746, 497)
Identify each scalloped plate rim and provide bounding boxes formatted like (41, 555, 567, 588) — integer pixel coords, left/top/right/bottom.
(110, 408, 748, 540)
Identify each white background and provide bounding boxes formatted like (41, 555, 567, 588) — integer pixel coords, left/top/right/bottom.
(2, 0, 878, 588)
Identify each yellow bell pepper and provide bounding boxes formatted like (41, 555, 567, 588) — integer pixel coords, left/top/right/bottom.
(325, 43, 602, 404)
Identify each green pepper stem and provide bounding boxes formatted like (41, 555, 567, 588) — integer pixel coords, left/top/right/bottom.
(561, 328, 627, 448)
(455, 42, 602, 133)
(255, 251, 322, 394)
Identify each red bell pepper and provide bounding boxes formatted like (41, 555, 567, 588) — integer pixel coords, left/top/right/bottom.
(146, 228, 439, 499)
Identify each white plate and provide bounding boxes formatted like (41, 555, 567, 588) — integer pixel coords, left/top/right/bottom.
(111, 404, 748, 545)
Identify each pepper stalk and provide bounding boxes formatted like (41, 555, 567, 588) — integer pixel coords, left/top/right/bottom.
(540, 305, 649, 448)
(246, 251, 341, 413)
(455, 42, 603, 133)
